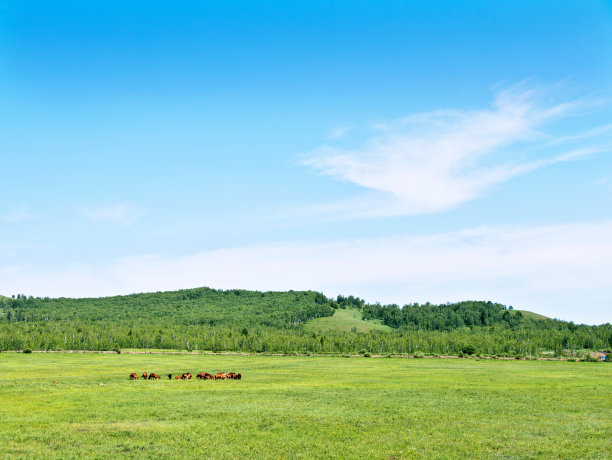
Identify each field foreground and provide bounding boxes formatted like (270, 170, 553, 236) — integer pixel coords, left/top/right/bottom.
(0, 354, 610, 459)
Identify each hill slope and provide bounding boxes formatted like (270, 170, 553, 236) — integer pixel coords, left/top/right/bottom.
(516, 310, 550, 321)
(305, 308, 391, 332)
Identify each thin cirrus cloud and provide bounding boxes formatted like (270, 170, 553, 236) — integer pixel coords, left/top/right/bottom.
(77, 202, 144, 226)
(304, 85, 609, 218)
(1, 220, 611, 324)
(1, 206, 41, 223)
(328, 125, 351, 140)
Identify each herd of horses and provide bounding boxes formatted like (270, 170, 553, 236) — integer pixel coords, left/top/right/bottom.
(129, 371, 241, 380)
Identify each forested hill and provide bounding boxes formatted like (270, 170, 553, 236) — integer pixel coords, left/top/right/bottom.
(363, 300, 532, 330)
(1, 289, 556, 331)
(0, 288, 605, 332)
(0, 288, 334, 329)
(0, 288, 610, 355)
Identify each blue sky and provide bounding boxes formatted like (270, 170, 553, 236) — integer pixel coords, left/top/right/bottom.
(1, 1, 611, 324)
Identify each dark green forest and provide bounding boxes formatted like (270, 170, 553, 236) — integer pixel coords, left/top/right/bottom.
(0, 287, 610, 356)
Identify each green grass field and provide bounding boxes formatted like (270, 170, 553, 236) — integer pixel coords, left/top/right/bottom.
(0, 353, 610, 459)
(305, 307, 391, 332)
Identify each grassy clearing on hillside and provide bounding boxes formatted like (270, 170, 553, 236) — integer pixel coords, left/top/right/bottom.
(0, 353, 610, 458)
(304, 307, 391, 332)
(516, 310, 550, 320)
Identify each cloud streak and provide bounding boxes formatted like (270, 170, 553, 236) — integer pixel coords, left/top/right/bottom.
(1, 206, 41, 223)
(328, 125, 351, 139)
(304, 84, 609, 218)
(77, 202, 144, 226)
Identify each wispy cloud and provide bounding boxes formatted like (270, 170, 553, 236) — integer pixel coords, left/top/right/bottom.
(545, 123, 612, 146)
(77, 202, 144, 226)
(1, 206, 41, 223)
(304, 84, 610, 218)
(328, 125, 351, 140)
(1, 220, 611, 324)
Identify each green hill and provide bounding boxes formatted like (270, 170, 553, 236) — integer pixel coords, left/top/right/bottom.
(0, 288, 334, 329)
(305, 307, 391, 332)
(0, 287, 610, 355)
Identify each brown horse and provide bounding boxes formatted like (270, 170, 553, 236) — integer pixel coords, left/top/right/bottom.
(129, 373, 138, 380)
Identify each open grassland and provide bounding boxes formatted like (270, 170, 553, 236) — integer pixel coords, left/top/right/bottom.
(305, 307, 391, 332)
(0, 354, 610, 459)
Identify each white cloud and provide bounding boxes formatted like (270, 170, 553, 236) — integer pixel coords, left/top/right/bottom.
(2, 220, 611, 324)
(77, 202, 144, 226)
(305, 84, 609, 217)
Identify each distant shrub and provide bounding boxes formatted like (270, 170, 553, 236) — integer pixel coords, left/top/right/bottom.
(363, 352, 371, 357)
(581, 354, 600, 362)
(567, 358, 578, 362)
(385, 354, 393, 358)
(23, 348, 32, 354)
(413, 351, 424, 359)
(457, 351, 465, 358)
(461, 345, 476, 356)
(114, 347, 121, 354)
(358, 349, 367, 355)
(515, 354, 524, 360)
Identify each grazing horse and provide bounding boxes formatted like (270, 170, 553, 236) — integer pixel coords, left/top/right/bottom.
(196, 372, 214, 380)
(129, 373, 138, 380)
(175, 374, 183, 380)
(148, 373, 161, 380)
(215, 372, 228, 380)
(168, 374, 172, 380)
(184, 373, 193, 380)
(141, 372, 147, 379)
(227, 372, 238, 380)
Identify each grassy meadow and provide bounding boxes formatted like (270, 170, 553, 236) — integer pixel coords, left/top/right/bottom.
(0, 353, 610, 459)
